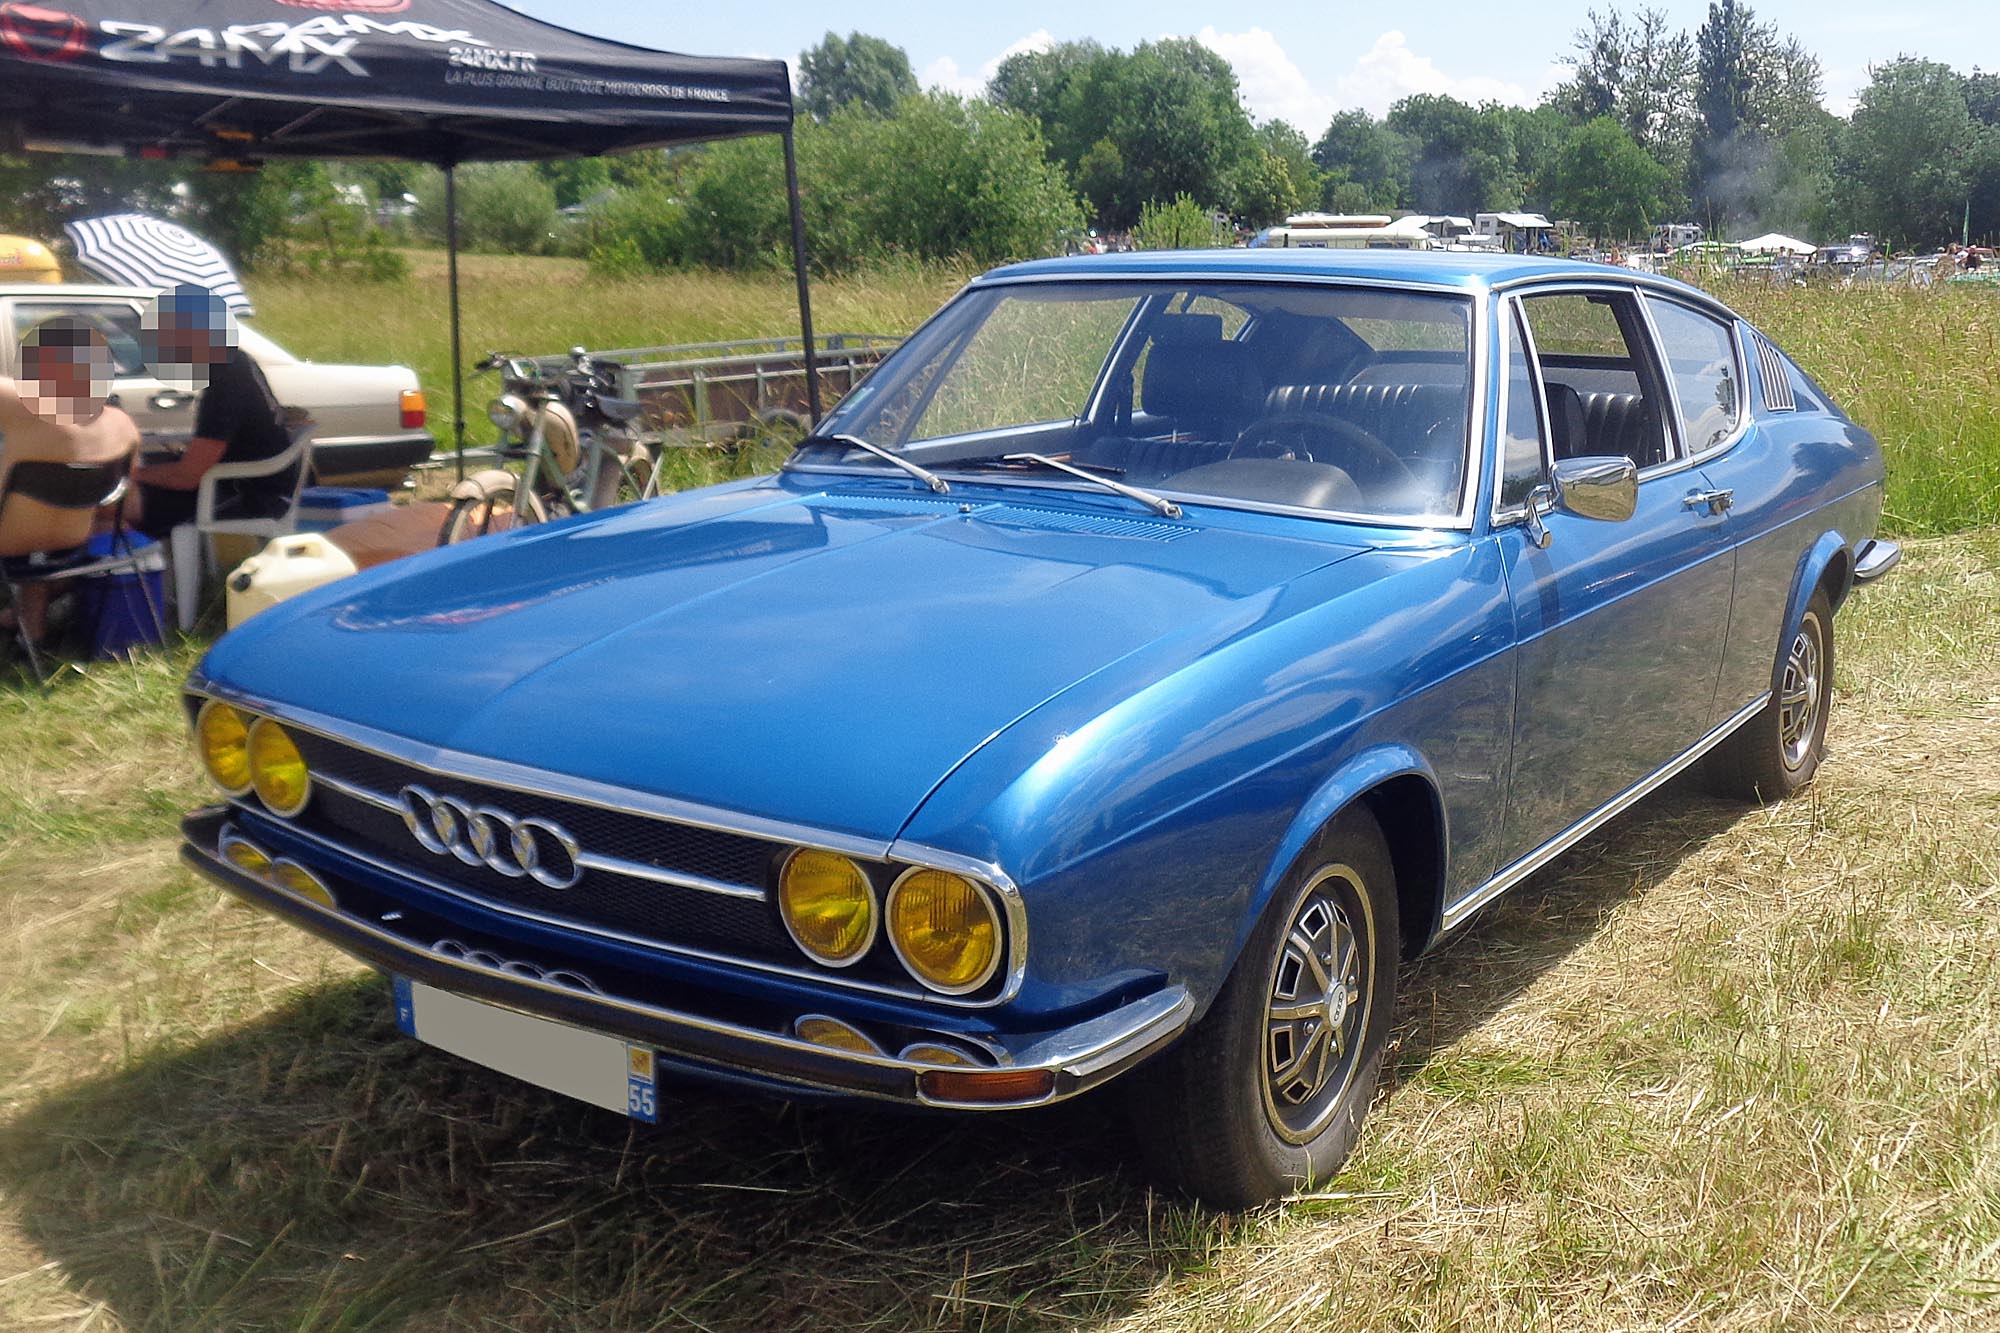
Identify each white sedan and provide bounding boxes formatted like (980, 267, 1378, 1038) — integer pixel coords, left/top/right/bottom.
(0, 283, 433, 488)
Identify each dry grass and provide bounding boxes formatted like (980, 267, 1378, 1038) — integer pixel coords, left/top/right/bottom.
(0, 530, 1994, 1330)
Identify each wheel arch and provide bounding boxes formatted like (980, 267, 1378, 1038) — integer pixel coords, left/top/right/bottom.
(1777, 531, 1856, 690)
(1245, 746, 1450, 972)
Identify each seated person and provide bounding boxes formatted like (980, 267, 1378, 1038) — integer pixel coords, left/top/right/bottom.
(131, 285, 294, 542)
(0, 317, 141, 642)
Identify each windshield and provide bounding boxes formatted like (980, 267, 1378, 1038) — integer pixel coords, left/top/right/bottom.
(808, 279, 1475, 521)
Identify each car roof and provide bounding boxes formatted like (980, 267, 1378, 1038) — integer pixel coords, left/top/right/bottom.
(0, 282, 157, 300)
(977, 249, 1731, 313)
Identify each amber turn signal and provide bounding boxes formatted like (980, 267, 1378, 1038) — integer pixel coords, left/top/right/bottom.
(917, 1067, 1057, 1105)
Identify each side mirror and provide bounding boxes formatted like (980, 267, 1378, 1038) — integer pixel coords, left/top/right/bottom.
(1551, 455, 1638, 523)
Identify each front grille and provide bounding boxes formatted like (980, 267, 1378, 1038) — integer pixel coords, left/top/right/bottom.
(287, 731, 807, 966)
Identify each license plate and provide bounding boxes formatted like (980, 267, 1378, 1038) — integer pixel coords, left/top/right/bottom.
(392, 976, 659, 1123)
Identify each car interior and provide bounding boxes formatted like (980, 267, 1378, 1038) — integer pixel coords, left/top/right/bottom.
(1063, 299, 1477, 518)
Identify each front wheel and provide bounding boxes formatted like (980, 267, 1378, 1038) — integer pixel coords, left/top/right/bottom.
(1704, 588, 1834, 801)
(1127, 806, 1399, 1209)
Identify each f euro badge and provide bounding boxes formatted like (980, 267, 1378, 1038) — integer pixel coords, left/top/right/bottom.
(626, 1046, 659, 1123)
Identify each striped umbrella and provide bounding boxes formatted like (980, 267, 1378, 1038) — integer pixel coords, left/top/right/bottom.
(62, 213, 253, 318)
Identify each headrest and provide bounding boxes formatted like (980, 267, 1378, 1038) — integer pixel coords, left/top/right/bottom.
(1143, 334, 1264, 438)
(1542, 381, 1587, 459)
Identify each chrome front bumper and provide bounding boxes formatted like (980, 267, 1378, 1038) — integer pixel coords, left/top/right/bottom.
(180, 807, 1192, 1111)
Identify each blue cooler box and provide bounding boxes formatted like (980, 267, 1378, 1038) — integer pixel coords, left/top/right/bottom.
(76, 532, 166, 660)
(296, 487, 393, 532)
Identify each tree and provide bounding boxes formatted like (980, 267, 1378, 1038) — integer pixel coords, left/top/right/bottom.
(415, 163, 558, 254)
(797, 31, 917, 121)
(1234, 121, 1321, 225)
(1839, 58, 1977, 247)
(1311, 110, 1410, 209)
(1385, 95, 1520, 212)
(985, 38, 1254, 228)
(1552, 117, 1676, 239)
(597, 92, 1085, 272)
(1498, 104, 1574, 210)
(1134, 194, 1232, 249)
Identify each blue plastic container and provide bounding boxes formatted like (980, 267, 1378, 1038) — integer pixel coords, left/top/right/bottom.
(296, 487, 393, 532)
(75, 532, 166, 659)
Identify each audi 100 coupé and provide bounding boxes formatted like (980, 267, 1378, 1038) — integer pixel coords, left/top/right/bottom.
(179, 251, 1897, 1207)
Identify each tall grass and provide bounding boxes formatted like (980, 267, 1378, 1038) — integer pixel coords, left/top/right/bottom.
(1701, 279, 2000, 535)
(247, 251, 971, 448)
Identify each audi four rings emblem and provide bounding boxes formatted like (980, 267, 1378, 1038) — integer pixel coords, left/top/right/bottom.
(398, 785, 582, 889)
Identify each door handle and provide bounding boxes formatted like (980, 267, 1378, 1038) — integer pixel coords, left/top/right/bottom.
(150, 390, 197, 410)
(1683, 487, 1734, 515)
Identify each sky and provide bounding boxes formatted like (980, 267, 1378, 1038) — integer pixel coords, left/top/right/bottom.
(501, 1, 1999, 127)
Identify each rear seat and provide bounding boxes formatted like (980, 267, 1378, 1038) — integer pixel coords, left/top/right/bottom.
(1556, 387, 1669, 468)
(1263, 383, 1463, 444)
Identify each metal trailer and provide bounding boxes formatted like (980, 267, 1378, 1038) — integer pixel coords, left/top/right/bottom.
(422, 332, 900, 473)
(542, 332, 900, 445)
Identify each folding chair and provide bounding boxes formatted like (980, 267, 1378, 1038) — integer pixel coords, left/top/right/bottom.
(0, 454, 165, 686)
(168, 419, 315, 630)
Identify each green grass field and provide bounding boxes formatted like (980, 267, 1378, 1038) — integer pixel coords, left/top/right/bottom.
(3, 258, 1998, 1329)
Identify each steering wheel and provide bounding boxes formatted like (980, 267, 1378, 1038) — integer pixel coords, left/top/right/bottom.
(1233, 412, 1420, 497)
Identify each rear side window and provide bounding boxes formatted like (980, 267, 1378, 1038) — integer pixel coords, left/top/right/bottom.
(11, 301, 147, 376)
(1646, 296, 1742, 453)
(1516, 291, 1673, 470)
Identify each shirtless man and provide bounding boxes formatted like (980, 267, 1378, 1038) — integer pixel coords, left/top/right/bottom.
(0, 316, 141, 643)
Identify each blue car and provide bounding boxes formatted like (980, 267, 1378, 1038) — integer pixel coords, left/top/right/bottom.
(179, 251, 1898, 1207)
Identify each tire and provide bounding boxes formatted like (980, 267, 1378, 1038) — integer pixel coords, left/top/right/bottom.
(584, 439, 652, 510)
(438, 478, 548, 544)
(1127, 806, 1400, 1209)
(1705, 588, 1835, 801)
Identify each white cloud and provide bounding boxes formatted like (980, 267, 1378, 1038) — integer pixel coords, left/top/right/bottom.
(1333, 31, 1553, 118)
(1195, 26, 1336, 132)
(921, 29, 1055, 100)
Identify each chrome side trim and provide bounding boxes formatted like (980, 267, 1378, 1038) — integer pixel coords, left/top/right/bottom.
(1441, 691, 1771, 932)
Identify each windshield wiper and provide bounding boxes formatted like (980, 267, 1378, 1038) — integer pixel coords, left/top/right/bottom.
(1002, 453, 1183, 519)
(805, 432, 950, 495)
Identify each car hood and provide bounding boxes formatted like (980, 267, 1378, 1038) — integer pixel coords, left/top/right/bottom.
(203, 482, 1367, 841)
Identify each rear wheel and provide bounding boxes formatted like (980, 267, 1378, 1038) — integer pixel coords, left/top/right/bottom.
(1127, 806, 1399, 1209)
(439, 478, 549, 544)
(1705, 588, 1835, 801)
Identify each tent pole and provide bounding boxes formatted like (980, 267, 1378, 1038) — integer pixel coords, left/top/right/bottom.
(446, 162, 466, 481)
(782, 128, 820, 424)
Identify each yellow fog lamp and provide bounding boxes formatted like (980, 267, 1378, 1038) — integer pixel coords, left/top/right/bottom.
(219, 832, 272, 877)
(886, 868, 1002, 995)
(271, 859, 338, 911)
(778, 850, 877, 966)
(195, 700, 254, 796)
(246, 718, 312, 817)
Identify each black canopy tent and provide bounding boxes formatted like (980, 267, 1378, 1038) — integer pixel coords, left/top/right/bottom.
(0, 0, 820, 466)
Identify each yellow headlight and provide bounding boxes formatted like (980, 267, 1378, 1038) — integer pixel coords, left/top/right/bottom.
(272, 859, 337, 910)
(247, 718, 312, 817)
(778, 850, 877, 966)
(887, 869, 1001, 994)
(195, 700, 253, 795)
